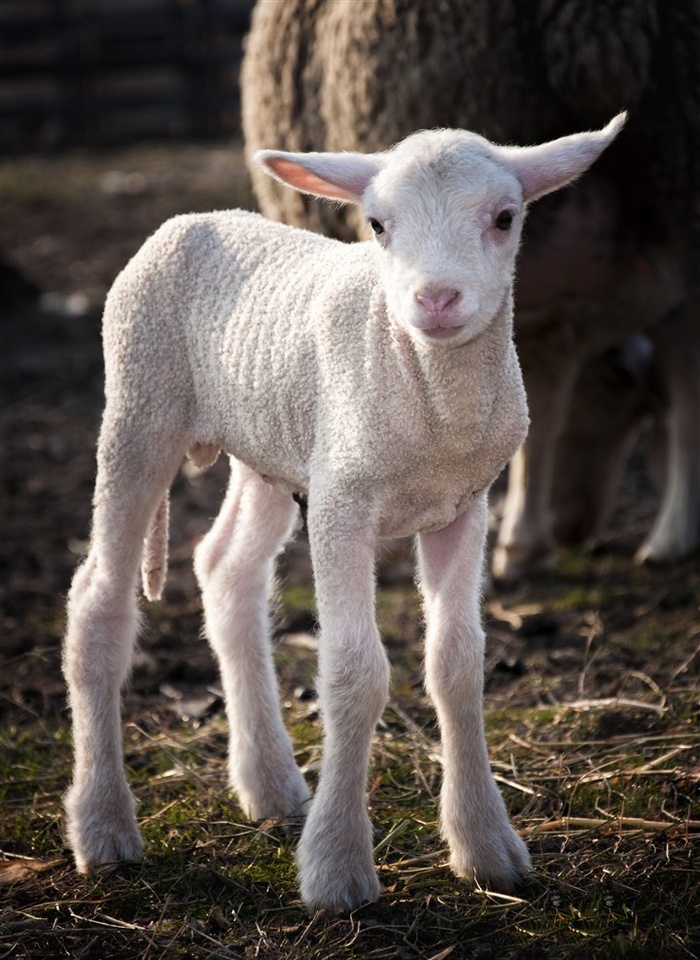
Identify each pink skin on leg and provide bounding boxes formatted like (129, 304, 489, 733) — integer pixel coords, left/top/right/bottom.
(417, 496, 532, 889)
(194, 459, 310, 821)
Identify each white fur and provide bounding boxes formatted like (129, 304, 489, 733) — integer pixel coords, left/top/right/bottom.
(63, 118, 623, 913)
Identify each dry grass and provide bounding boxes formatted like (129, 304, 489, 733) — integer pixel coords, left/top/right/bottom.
(3, 557, 699, 959)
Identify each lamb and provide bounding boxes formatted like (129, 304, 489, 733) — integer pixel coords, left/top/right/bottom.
(241, 0, 700, 577)
(63, 116, 624, 913)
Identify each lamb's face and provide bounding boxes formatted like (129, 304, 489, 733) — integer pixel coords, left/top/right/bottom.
(362, 132, 525, 347)
(254, 114, 626, 349)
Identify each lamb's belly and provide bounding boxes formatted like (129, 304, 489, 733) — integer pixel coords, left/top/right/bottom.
(205, 381, 314, 491)
(210, 414, 309, 491)
(226, 436, 310, 491)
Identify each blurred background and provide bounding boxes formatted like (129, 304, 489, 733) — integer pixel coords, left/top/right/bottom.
(1, 4, 698, 956)
(2, 0, 261, 704)
(1, 0, 256, 310)
(1, 0, 254, 150)
(1, 0, 697, 715)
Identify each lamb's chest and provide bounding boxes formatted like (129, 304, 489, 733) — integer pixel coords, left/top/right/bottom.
(372, 395, 527, 539)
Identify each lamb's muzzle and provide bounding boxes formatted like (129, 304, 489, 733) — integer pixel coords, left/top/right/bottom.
(63, 116, 624, 914)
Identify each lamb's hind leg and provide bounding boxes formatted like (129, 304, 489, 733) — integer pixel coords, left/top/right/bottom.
(417, 495, 532, 890)
(194, 460, 310, 821)
(63, 420, 183, 872)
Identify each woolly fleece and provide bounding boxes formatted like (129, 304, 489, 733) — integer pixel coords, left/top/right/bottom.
(105, 208, 528, 550)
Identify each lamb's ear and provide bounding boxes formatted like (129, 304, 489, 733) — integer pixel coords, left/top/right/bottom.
(254, 149, 383, 203)
(499, 112, 627, 203)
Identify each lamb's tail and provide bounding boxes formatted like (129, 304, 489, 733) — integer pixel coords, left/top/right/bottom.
(142, 492, 170, 601)
(140, 445, 219, 601)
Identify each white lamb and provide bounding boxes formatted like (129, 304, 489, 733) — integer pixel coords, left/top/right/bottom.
(63, 115, 624, 913)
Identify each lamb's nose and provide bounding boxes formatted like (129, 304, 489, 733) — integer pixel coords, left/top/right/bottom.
(415, 289, 460, 315)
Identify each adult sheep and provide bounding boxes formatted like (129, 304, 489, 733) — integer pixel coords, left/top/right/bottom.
(63, 117, 623, 913)
(241, 0, 700, 577)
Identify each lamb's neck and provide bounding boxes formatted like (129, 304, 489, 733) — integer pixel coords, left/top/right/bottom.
(387, 292, 517, 424)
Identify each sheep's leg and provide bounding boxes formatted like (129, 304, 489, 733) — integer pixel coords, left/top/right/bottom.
(492, 353, 579, 580)
(417, 496, 532, 890)
(63, 423, 183, 872)
(636, 305, 700, 562)
(194, 460, 310, 820)
(551, 339, 655, 545)
(296, 499, 390, 913)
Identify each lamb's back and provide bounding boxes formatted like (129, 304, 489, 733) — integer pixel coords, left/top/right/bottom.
(103, 209, 377, 489)
(102, 209, 527, 529)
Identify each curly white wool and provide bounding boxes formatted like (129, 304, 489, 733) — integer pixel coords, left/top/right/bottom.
(63, 117, 623, 914)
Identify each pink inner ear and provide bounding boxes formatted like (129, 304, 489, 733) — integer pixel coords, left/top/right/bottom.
(266, 158, 358, 202)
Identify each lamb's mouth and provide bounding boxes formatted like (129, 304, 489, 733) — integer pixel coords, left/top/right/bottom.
(422, 325, 464, 341)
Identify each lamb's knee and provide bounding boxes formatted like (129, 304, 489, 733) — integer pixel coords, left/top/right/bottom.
(193, 527, 226, 587)
(193, 528, 261, 604)
(318, 631, 390, 728)
(64, 554, 140, 691)
(425, 630, 484, 712)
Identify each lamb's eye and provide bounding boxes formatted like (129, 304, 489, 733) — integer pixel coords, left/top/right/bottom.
(495, 210, 514, 231)
(369, 218, 385, 236)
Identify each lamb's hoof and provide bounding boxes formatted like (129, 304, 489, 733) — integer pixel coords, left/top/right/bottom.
(446, 814, 533, 893)
(296, 808, 380, 914)
(299, 857, 380, 915)
(66, 814, 144, 874)
(64, 782, 144, 873)
(235, 766, 311, 823)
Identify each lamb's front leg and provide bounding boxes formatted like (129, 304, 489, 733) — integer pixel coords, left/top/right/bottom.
(417, 496, 532, 890)
(297, 498, 390, 914)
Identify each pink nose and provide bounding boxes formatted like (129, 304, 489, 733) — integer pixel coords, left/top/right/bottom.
(415, 289, 460, 315)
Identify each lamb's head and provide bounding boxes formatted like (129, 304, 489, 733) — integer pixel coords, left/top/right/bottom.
(255, 113, 625, 347)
